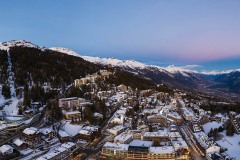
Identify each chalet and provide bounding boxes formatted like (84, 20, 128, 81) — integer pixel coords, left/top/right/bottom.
(0, 145, 14, 155)
(58, 130, 71, 142)
(82, 125, 101, 136)
(22, 127, 42, 148)
(77, 129, 94, 141)
(30, 102, 42, 112)
(39, 128, 55, 139)
(13, 139, 28, 150)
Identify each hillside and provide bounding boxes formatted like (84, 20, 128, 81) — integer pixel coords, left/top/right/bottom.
(213, 71, 240, 94)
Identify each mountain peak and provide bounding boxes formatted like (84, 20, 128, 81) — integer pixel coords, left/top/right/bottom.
(0, 40, 41, 51)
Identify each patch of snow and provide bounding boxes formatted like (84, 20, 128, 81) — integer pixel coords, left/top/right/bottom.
(0, 85, 5, 106)
(3, 98, 19, 115)
(24, 117, 33, 125)
(62, 122, 83, 137)
(216, 132, 240, 159)
(5, 116, 23, 121)
(202, 121, 223, 134)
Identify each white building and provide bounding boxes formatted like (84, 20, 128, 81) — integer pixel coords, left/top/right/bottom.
(0, 145, 14, 155)
(107, 125, 126, 135)
(114, 132, 133, 144)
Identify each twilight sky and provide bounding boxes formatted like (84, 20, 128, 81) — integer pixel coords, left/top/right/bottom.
(1, 0, 240, 71)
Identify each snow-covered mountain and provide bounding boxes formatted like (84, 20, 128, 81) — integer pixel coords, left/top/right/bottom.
(1, 40, 240, 93)
(0, 40, 46, 51)
(49, 47, 198, 76)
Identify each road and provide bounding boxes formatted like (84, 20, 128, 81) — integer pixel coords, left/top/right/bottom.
(180, 125, 205, 160)
(81, 101, 123, 160)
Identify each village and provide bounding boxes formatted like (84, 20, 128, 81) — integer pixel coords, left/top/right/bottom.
(0, 69, 240, 160)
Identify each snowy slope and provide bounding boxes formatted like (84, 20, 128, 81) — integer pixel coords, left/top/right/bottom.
(49, 47, 80, 57)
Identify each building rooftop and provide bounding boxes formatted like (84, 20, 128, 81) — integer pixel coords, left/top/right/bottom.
(61, 142, 75, 149)
(0, 144, 13, 154)
(23, 127, 38, 135)
(149, 146, 175, 154)
(114, 132, 133, 142)
(13, 138, 24, 146)
(58, 130, 70, 137)
(129, 140, 153, 147)
(103, 142, 129, 151)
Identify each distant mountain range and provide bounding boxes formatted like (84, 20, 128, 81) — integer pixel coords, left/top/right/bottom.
(49, 47, 240, 95)
(1, 40, 240, 96)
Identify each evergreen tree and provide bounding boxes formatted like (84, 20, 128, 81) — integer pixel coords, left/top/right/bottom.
(218, 126, 224, 132)
(2, 84, 11, 99)
(153, 139, 160, 146)
(23, 84, 30, 107)
(84, 105, 94, 124)
(226, 123, 235, 136)
(99, 100, 107, 120)
(208, 128, 213, 137)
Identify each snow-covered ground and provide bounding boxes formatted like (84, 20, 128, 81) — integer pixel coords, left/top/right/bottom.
(203, 121, 240, 159)
(7, 51, 16, 97)
(202, 121, 223, 134)
(3, 98, 19, 115)
(216, 132, 240, 159)
(0, 90, 5, 106)
(2, 51, 20, 116)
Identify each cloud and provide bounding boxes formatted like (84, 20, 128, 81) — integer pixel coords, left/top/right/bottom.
(180, 64, 202, 69)
(201, 69, 240, 75)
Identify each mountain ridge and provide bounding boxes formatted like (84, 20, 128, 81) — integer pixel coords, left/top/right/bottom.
(1, 40, 240, 95)
(1, 40, 239, 76)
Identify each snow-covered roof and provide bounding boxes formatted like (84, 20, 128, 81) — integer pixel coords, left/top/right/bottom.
(79, 129, 92, 135)
(149, 146, 175, 154)
(114, 132, 133, 142)
(103, 142, 129, 151)
(0, 145, 13, 154)
(39, 128, 53, 135)
(64, 111, 81, 115)
(23, 127, 38, 135)
(61, 142, 75, 149)
(58, 130, 70, 137)
(13, 139, 24, 146)
(129, 140, 153, 147)
(62, 122, 84, 137)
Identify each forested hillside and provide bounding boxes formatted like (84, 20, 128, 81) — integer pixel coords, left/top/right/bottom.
(9, 47, 102, 88)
